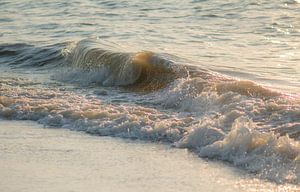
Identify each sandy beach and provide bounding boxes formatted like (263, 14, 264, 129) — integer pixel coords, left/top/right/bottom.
(0, 120, 298, 192)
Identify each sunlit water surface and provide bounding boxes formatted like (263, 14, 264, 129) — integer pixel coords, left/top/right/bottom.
(1, 0, 300, 189)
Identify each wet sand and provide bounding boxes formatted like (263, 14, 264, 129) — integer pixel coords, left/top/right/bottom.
(0, 120, 297, 192)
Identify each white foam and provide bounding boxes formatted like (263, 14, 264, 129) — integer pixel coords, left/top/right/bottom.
(199, 118, 300, 183)
(1, 74, 300, 184)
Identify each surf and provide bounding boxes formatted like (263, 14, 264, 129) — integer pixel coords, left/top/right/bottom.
(1, 38, 300, 184)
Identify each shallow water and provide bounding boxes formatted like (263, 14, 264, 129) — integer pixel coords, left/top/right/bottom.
(1, 0, 300, 92)
(1, 0, 300, 188)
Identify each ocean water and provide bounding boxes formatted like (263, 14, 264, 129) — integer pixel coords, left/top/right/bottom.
(0, 0, 300, 186)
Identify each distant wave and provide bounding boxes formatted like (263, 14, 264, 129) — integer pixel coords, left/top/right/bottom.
(0, 42, 65, 68)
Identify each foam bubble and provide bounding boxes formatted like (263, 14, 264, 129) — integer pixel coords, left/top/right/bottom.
(1, 66, 300, 184)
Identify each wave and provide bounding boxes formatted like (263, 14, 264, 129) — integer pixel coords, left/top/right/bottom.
(0, 40, 187, 91)
(0, 39, 290, 97)
(0, 42, 66, 68)
(0, 75, 299, 184)
(61, 39, 186, 91)
(54, 39, 285, 98)
(1, 39, 300, 184)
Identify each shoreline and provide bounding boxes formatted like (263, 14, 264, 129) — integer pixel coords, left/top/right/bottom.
(0, 120, 298, 192)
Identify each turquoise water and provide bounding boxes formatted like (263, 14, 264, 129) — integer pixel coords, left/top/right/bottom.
(1, 0, 300, 186)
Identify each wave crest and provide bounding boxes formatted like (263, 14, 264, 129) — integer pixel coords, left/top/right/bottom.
(63, 39, 184, 91)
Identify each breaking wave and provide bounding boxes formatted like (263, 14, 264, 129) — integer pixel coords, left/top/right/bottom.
(60, 39, 185, 91)
(0, 38, 300, 184)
